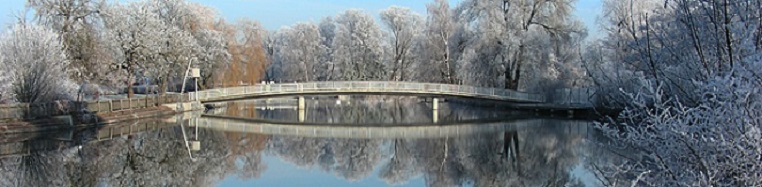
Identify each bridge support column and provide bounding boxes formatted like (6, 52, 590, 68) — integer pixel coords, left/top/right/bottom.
(298, 97, 306, 123)
(433, 109, 438, 123)
(432, 98, 439, 110)
(298, 97, 305, 110)
(299, 108, 306, 123)
(433, 98, 439, 123)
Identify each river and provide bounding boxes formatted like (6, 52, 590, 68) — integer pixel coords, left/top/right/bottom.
(0, 96, 621, 187)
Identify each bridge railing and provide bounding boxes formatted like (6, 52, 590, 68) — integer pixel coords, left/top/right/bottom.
(0, 93, 191, 120)
(190, 81, 548, 103)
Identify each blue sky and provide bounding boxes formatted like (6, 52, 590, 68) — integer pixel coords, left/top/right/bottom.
(1, 0, 602, 37)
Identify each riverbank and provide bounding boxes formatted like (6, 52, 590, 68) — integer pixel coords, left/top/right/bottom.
(0, 101, 204, 134)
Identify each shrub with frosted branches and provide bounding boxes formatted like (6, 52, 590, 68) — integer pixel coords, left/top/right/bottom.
(595, 60, 762, 186)
(0, 24, 73, 103)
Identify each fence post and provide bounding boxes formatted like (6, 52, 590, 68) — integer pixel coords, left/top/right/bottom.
(109, 100, 113, 112)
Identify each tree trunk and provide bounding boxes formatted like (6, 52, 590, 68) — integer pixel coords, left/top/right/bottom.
(127, 74, 134, 98)
(160, 78, 168, 94)
(505, 44, 524, 90)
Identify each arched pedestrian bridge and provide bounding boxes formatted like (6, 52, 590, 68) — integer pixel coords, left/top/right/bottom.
(192, 81, 577, 103)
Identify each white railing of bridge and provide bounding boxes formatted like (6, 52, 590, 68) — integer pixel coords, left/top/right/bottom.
(191, 81, 546, 103)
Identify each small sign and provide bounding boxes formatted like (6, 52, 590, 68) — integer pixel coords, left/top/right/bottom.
(190, 68, 200, 78)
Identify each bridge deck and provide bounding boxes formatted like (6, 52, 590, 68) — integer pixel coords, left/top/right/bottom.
(192, 81, 548, 103)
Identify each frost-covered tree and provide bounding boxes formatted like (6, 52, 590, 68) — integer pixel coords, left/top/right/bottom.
(585, 0, 762, 185)
(380, 6, 423, 81)
(194, 28, 230, 89)
(27, 0, 111, 83)
(587, 0, 762, 106)
(454, 0, 583, 90)
(317, 17, 336, 81)
(263, 30, 283, 82)
(594, 67, 762, 186)
(0, 24, 72, 103)
(99, 0, 229, 95)
(102, 1, 165, 97)
(420, 0, 457, 83)
(332, 9, 386, 81)
(153, 0, 230, 91)
(273, 22, 324, 82)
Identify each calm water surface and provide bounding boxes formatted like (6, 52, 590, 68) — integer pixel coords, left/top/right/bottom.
(0, 97, 617, 187)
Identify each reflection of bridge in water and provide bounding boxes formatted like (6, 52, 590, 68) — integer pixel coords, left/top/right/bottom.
(0, 112, 595, 157)
(191, 115, 594, 139)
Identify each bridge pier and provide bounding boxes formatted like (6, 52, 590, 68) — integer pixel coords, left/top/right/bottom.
(433, 98, 439, 123)
(432, 98, 439, 110)
(433, 109, 438, 123)
(299, 108, 306, 123)
(298, 97, 306, 123)
(298, 97, 305, 110)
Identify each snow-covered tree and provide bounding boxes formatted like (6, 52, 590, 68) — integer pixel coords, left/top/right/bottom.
(454, 0, 583, 90)
(586, 0, 762, 185)
(99, 0, 230, 95)
(332, 9, 386, 81)
(420, 0, 457, 83)
(102, 1, 165, 97)
(380, 6, 423, 81)
(273, 22, 324, 82)
(149, 0, 230, 92)
(0, 24, 72, 103)
(594, 65, 762, 186)
(588, 0, 762, 106)
(27, 0, 111, 83)
(317, 17, 336, 81)
(263, 30, 283, 82)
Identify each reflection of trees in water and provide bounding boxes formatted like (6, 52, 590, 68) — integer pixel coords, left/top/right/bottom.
(0, 105, 593, 187)
(268, 136, 383, 181)
(331, 139, 383, 181)
(0, 123, 270, 187)
(419, 121, 587, 187)
(222, 102, 270, 179)
(379, 139, 420, 185)
(0, 131, 92, 187)
(581, 131, 641, 187)
(268, 120, 592, 186)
